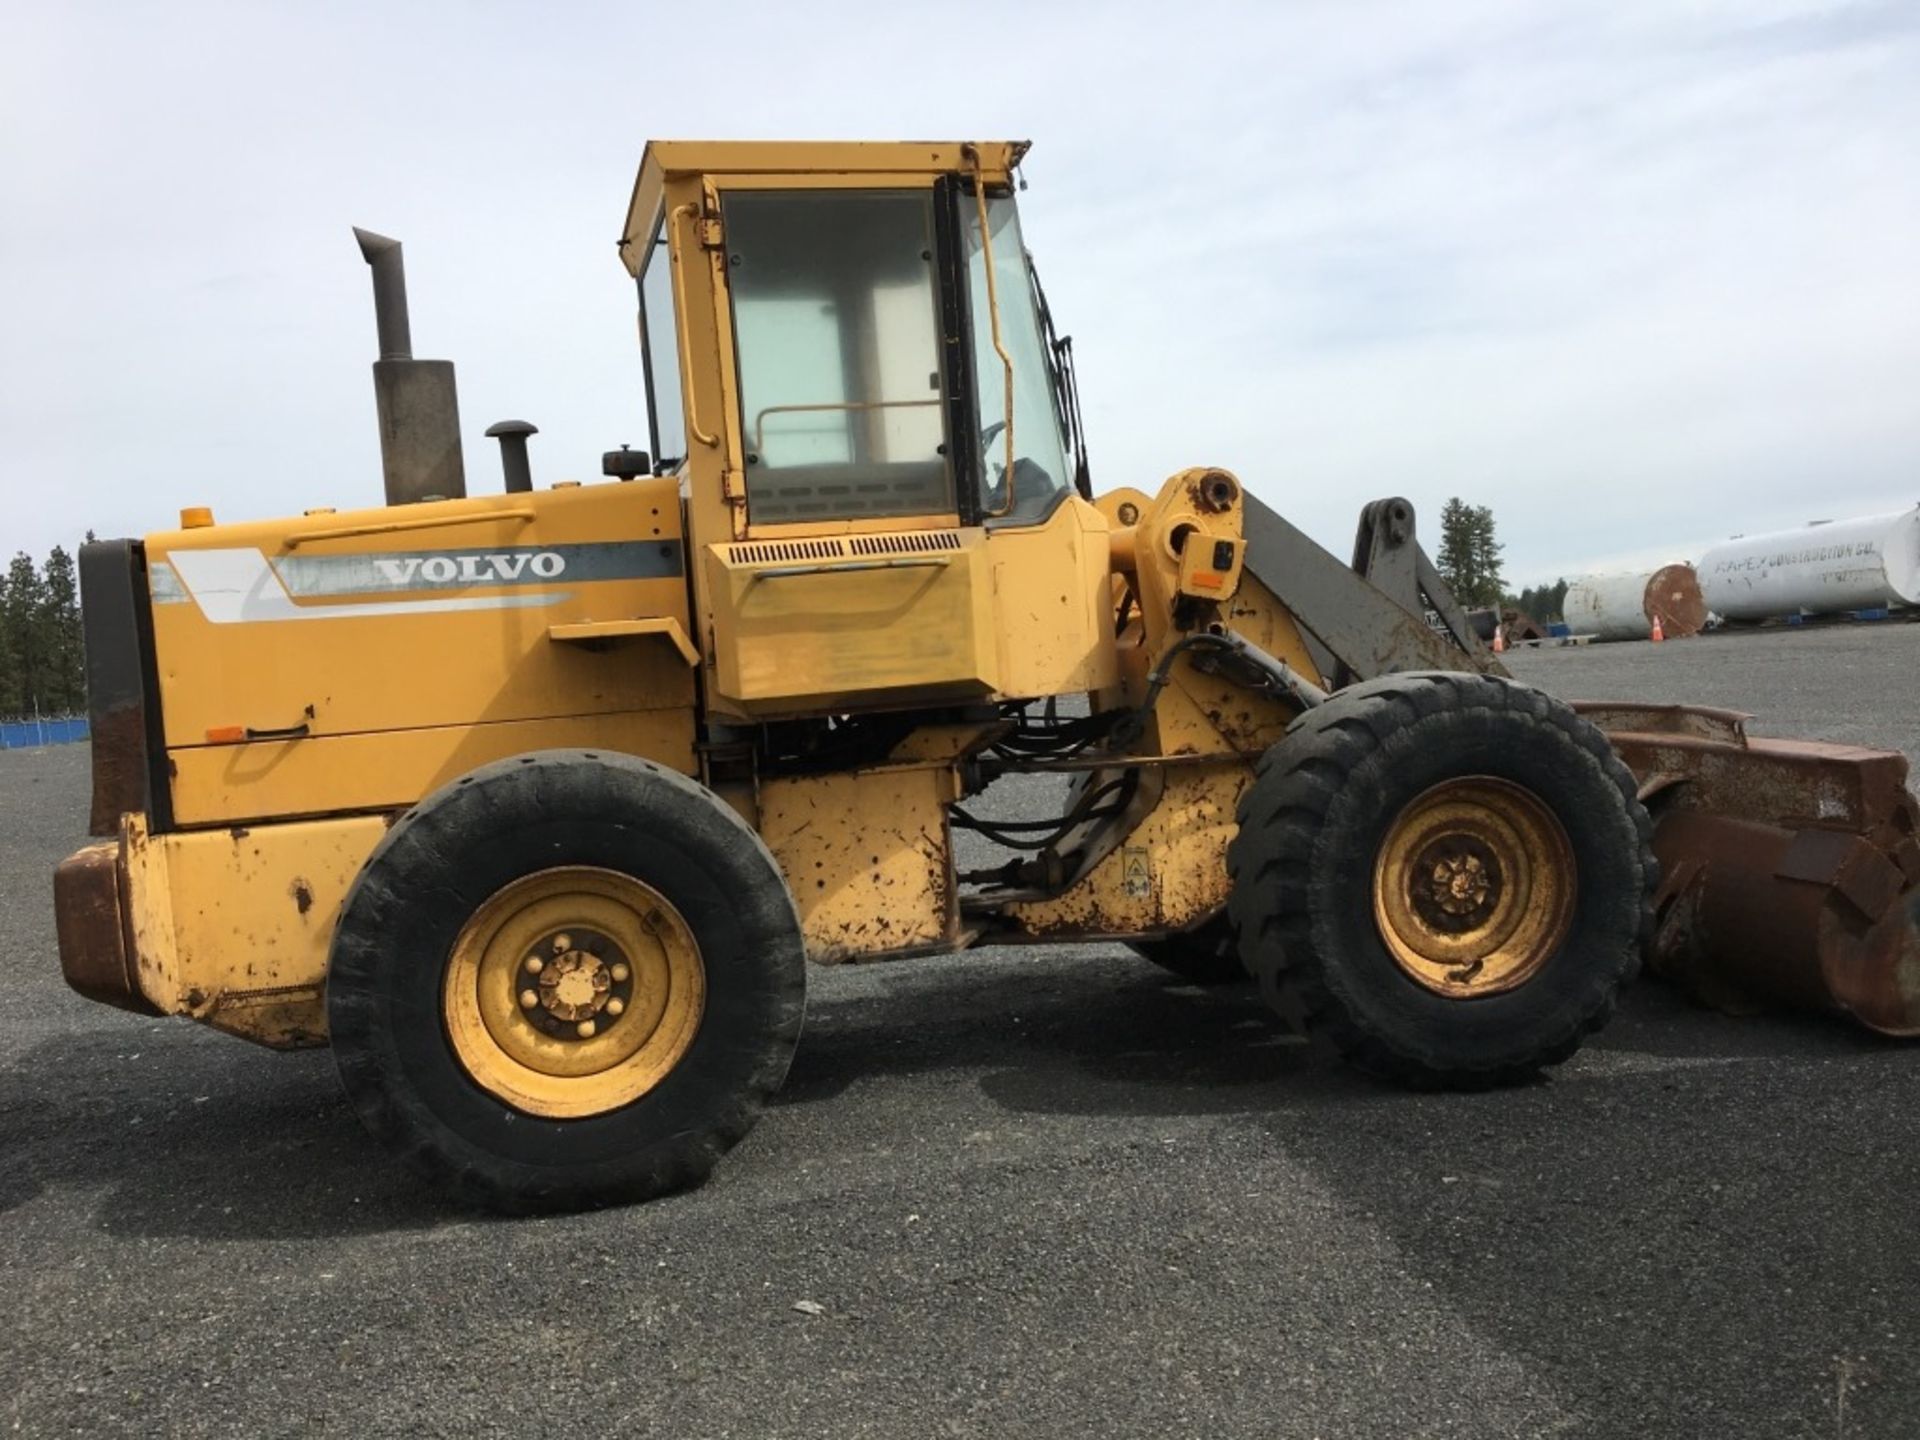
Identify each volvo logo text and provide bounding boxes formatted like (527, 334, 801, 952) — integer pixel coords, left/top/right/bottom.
(372, 552, 567, 586)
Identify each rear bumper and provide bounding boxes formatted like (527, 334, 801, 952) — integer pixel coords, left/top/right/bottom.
(51, 812, 386, 1049)
(53, 837, 160, 1015)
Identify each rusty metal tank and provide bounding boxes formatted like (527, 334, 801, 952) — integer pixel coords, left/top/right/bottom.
(1698, 505, 1920, 621)
(1563, 565, 1707, 641)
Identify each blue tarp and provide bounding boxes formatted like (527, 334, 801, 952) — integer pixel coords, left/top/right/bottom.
(0, 716, 88, 749)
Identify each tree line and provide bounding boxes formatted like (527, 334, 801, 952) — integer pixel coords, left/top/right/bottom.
(1, 544, 86, 720)
(1436, 497, 1567, 623)
(1509, 578, 1570, 626)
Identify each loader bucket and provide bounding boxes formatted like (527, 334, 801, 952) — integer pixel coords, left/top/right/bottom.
(1575, 703, 1920, 1035)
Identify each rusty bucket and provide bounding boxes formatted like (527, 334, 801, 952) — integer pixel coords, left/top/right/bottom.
(1576, 702, 1920, 1035)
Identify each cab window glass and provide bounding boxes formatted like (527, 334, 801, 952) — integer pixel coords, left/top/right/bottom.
(967, 195, 1069, 524)
(724, 191, 950, 523)
(638, 223, 685, 469)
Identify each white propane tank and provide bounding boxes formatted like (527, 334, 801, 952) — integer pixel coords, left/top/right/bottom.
(1562, 565, 1707, 641)
(1697, 506, 1920, 621)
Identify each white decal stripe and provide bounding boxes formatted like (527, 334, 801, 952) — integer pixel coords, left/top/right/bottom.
(168, 549, 565, 624)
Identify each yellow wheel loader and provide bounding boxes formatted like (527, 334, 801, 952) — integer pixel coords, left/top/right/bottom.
(53, 141, 1920, 1212)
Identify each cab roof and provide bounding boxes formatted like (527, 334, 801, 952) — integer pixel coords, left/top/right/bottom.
(618, 140, 1029, 277)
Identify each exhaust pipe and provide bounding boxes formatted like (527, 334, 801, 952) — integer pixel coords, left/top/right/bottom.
(354, 228, 466, 506)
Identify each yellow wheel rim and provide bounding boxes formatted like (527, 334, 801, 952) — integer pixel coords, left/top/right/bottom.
(1371, 776, 1576, 998)
(442, 866, 705, 1119)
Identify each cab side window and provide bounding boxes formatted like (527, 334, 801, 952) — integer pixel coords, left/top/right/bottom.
(724, 191, 951, 524)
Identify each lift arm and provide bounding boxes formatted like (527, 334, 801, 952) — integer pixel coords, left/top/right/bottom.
(1238, 493, 1504, 685)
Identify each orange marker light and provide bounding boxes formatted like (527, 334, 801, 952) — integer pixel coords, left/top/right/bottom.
(1190, 571, 1224, 591)
(205, 725, 246, 744)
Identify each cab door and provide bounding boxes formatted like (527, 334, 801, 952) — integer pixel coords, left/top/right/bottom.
(693, 180, 998, 717)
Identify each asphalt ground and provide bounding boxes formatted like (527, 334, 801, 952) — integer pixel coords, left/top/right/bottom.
(3, 622, 1918, 1438)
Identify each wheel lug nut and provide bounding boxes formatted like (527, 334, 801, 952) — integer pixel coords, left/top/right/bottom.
(519, 989, 539, 1010)
(524, 956, 544, 975)
(606, 997, 625, 1017)
(611, 962, 630, 983)
(576, 1020, 596, 1039)
(553, 934, 572, 953)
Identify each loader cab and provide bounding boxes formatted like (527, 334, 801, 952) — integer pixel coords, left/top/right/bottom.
(621, 141, 1115, 721)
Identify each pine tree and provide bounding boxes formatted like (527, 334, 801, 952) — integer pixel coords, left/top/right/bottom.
(0, 575, 14, 720)
(1436, 498, 1506, 609)
(1468, 505, 1504, 610)
(1437, 498, 1478, 604)
(1, 552, 44, 719)
(41, 546, 83, 714)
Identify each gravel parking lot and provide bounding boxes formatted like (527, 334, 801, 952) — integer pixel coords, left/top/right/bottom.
(4, 623, 1917, 1438)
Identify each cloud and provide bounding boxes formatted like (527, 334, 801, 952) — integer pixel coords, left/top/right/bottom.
(2, 0, 1916, 590)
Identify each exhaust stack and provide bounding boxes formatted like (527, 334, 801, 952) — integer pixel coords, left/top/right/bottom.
(354, 228, 466, 506)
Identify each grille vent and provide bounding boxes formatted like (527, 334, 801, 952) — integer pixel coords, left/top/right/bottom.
(848, 531, 963, 557)
(727, 531, 964, 565)
(726, 539, 847, 565)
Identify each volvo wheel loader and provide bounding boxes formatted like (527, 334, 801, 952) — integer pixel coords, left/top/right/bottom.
(54, 141, 1920, 1212)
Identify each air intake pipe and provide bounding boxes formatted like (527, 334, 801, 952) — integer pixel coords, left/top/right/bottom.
(354, 228, 467, 506)
(485, 420, 538, 493)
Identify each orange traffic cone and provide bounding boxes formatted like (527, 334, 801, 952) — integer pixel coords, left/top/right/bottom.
(1492, 624, 1506, 654)
(1650, 613, 1665, 643)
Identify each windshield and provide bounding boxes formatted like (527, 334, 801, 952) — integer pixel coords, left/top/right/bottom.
(966, 195, 1070, 524)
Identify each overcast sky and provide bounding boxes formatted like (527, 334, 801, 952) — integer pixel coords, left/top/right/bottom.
(4, 0, 1917, 587)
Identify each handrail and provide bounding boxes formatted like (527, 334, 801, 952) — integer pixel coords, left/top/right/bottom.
(963, 143, 1017, 517)
(751, 398, 940, 454)
(670, 202, 720, 448)
(741, 555, 951, 589)
(286, 507, 536, 547)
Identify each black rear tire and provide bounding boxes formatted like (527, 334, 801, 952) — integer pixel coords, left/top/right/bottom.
(327, 750, 806, 1213)
(1226, 672, 1653, 1087)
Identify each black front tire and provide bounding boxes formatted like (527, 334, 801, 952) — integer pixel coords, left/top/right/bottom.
(327, 750, 807, 1213)
(1227, 672, 1653, 1087)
